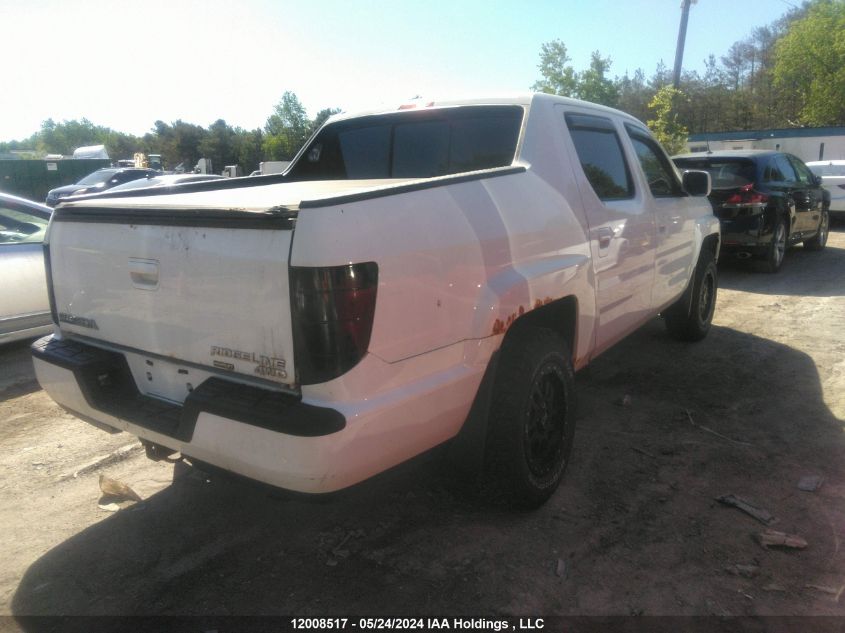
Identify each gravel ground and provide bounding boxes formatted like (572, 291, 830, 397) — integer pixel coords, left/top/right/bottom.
(2, 226, 844, 624)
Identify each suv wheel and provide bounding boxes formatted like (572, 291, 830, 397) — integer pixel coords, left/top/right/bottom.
(484, 327, 575, 509)
(804, 208, 829, 252)
(756, 217, 787, 273)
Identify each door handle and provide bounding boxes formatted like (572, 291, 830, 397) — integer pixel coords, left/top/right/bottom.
(597, 227, 613, 249)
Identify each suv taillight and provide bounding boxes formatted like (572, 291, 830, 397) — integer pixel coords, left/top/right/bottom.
(290, 262, 378, 385)
(725, 183, 768, 205)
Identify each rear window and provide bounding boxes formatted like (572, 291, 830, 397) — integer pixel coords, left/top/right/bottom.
(77, 169, 117, 185)
(288, 106, 523, 180)
(674, 158, 756, 189)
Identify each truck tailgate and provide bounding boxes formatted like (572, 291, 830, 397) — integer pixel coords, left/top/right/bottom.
(48, 207, 297, 398)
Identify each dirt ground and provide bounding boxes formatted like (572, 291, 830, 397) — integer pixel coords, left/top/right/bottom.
(2, 226, 845, 623)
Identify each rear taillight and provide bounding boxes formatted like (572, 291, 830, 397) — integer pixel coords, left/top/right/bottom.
(290, 262, 378, 385)
(724, 183, 768, 206)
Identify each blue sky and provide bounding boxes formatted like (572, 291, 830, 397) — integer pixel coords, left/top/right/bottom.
(1, 0, 795, 141)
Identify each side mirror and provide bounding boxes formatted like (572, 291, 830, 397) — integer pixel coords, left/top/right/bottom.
(682, 170, 711, 197)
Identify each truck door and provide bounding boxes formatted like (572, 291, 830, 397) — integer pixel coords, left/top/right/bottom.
(561, 110, 656, 354)
(623, 124, 696, 311)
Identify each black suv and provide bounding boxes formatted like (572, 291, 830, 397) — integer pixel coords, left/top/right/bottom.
(45, 168, 160, 207)
(673, 150, 830, 272)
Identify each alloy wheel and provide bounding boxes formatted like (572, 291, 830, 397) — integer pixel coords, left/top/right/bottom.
(523, 365, 567, 478)
(698, 268, 716, 324)
(819, 211, 829, 247)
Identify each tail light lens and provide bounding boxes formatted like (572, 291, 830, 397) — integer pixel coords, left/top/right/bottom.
(290, 262, 378, 385)
(725, 183, 768, 206)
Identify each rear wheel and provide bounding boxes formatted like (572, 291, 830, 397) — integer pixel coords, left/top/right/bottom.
(755, 217, 787, 273)
(804, 208, 829, 251)
(484, 327, 575, 509)
(664, 254, 718, 342)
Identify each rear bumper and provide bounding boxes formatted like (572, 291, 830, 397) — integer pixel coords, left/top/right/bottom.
(718, 215, 768, 255)
(31, 336, 344, 441)
(32, 334, 483, 493)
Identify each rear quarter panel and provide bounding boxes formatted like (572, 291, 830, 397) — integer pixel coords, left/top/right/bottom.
(290, 168, 594, 369)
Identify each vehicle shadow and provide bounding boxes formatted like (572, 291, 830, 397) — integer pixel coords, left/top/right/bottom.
(11, 318, 845, 619)
(718, 224, 845, 297)
(0, 339, 41, 402)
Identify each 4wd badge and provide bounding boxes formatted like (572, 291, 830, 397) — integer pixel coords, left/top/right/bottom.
(210, 346, 287, 379)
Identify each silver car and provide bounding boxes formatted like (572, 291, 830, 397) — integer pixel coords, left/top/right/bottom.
(806, 160, 845, 219)
(0, 193, 53, 344)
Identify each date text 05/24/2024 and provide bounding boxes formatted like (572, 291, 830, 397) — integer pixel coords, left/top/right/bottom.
(290, 618, 545, 631)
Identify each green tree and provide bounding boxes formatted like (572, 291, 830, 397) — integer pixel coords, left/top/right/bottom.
(0, 131, 39, 156)
(646, 86, 689, 155)
(616, 69, 650, 122)
(27, 118, 143, 160)
(773, 0, 845, 125)
(199, 119, 237, 172)
(649, 60, 671, 91)
(233, 128, 264, 174)
(577, 51, 619, 106)
(309, 107, 341, 136)
(531, 39, 578, 96)
(264, 91, 311, 160)
(103, 130, 143, 161)
(152, 120, 207, 171)
(36, 118, 104, 155)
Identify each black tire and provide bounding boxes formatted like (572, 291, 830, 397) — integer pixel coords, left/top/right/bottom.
(755, 216, 787, 273)
(804, 208, 829, 251)
(664, 254, 718, 342)
(484, 327, 575, 509)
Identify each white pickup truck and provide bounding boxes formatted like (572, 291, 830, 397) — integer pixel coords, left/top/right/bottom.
(33, 94, 719, 507)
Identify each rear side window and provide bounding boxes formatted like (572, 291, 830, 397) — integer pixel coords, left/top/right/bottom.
(674, 158, 756, 189)
(565, 113, 633, 200)
(290, 106, 523, 180)
(763, 159, 786, 182)
(772, 155, 797, 183)
(788, 155, 815, 184)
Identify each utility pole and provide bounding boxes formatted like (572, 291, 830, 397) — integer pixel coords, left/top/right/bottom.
(673, 0, 695, 88)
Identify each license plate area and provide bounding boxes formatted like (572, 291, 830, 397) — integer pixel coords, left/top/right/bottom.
(124, 354, 209, 405)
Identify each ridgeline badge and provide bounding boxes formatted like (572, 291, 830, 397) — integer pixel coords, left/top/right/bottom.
(210, 346, 287, 379)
